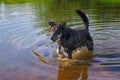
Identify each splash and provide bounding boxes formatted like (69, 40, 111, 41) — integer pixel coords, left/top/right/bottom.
(32, 48, 94, 67)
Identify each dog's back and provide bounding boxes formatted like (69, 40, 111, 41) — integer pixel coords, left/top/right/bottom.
(59, 10, 93, 50)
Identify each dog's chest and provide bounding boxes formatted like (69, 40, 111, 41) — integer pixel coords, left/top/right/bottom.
(58, 40, 81, 51)
(58, 41, 69, 50)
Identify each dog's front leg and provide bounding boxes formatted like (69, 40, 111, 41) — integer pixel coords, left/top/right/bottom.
(67, 50, 72, 59)
(56, 46, 66, 57)
(56, 46, 60, 54)
(56, 46, 62, 56)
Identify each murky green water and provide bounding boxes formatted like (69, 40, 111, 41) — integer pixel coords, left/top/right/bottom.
(0, 0, 120, 80)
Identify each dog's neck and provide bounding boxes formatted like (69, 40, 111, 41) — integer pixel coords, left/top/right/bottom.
(59, 28, 71, 42)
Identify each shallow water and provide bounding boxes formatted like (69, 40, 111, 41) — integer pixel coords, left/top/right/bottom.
(0, 0, 120, 80)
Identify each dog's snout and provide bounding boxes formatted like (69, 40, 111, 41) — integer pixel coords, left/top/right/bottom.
(51, 37, 53, 40)
(51, 37, 56, 41)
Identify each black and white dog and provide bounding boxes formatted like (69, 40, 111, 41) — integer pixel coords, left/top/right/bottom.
(48, 10, 93, 59)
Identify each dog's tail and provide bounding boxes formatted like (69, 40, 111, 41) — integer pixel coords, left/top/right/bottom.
(76, 10, 89, 31)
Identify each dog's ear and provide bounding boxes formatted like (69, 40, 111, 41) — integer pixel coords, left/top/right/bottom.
(48, 21, 55, 26)
(60, 22, 66, 27)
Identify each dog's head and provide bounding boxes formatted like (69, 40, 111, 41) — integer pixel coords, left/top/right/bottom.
(48, 21, 66, 42)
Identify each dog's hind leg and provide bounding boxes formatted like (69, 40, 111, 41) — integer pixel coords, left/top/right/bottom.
(86, 40, 93, 51)
(86, 36, 94, 51)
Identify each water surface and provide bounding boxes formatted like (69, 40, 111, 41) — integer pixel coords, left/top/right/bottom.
(0, 0, 120, 80)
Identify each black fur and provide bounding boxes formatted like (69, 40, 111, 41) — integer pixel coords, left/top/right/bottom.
(49, 10, 93, 59)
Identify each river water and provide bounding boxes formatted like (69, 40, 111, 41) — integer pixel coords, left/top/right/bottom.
(0, 0, 120, 80)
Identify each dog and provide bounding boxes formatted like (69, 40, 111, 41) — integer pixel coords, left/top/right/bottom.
(48, 10, 93, 59)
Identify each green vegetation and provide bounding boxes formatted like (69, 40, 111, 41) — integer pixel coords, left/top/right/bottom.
(0, 0, 36, 4)
(1, 0, 120, 4)
(96, 0, 120, 4)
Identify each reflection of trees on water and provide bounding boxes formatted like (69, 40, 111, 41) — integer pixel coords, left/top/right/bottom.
(30, 0, 120, 31)
(0, 0, 35, 4)
(1, 0, 120, 29)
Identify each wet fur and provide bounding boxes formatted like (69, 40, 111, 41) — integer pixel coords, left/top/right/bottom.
(49, 10, 93, 59)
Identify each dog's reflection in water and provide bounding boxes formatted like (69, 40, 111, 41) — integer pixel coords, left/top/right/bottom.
(57, 48, 93, 80)
(58, 63, 90, 80)
(33, 48, 94, 80)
